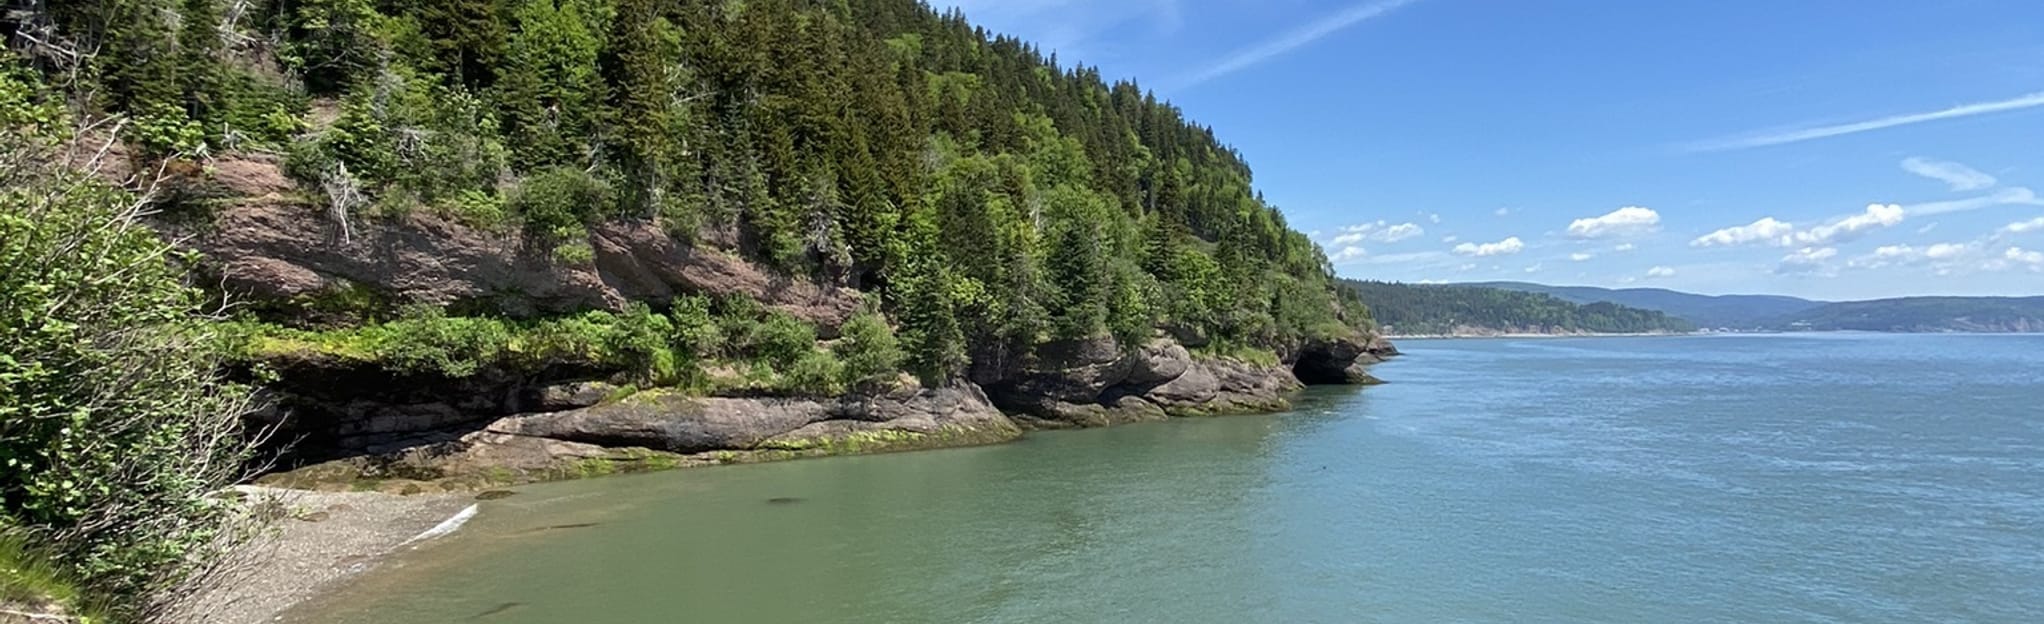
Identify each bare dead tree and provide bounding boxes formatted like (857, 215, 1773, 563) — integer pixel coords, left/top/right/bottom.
(321, 160, 364, 244)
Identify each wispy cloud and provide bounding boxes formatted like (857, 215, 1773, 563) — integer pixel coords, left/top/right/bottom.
(2003, 216, 2044, 235)
(1683, 90, 2044, 152)
(1177, 0, 1423, 88)
(1901, 157, 1997, 192)
(1905, 187, 2042, 216)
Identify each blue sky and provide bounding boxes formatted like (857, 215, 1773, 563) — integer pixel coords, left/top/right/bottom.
(932, 0, 2044, 300)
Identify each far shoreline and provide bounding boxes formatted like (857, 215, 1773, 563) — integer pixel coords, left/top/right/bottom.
(1385, 331, 1698, 340)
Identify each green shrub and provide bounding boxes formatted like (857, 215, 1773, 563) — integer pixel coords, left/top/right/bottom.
(445, 189, 509, 230)
(668, 295, 723, 358)
(520, 311, 619, 367)
(833, 310, 903, 389)
(1, 110, 258, 616)
(781, 350, 845, 396)
(551, 237, 595, 265)
(128, 102, 208, 156)
(749, 312, 818, 370)
(511, 167, 612, 238)
(365, 309, 513, 377)
(607, 303, 680, 383)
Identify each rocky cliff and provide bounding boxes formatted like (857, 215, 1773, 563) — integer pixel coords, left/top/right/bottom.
(169, 158, 1393, 491)
(253, 333, 1388, 492)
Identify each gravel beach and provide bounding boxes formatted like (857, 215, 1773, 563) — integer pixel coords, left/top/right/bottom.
(168, 487, 477, 624)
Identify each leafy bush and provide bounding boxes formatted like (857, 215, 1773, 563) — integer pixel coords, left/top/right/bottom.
(1, 98, 258, 617)
(833, 310, 903, 389)
(749, 312, 818, 370)
(606, 303, 679, 383)
(364, 309, 513, 377)
(782, 350, 845, 396)
(551, 238, 595, 265)
(668, 295, 723, 359)
(511, 166, 611, 238)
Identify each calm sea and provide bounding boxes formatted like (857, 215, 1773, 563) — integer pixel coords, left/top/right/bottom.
(293, 334, 2044, 624)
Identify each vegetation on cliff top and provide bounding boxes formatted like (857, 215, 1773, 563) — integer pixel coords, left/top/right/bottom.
(19, 0, 1371, 385)
(228, 296, 908, 396)
(1349, 281, 1696, 336)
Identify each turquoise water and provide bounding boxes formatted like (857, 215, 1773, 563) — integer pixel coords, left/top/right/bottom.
(293, 334, 2044, 623)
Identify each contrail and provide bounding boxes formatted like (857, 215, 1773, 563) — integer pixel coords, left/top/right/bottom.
(1177, 0, 1423, 89)
(1685, 90, 2044, 151)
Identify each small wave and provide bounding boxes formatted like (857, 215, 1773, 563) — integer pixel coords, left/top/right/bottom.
(403, 504, 479, 547)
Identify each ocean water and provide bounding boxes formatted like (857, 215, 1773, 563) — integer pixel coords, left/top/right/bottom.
(291, 334, 2044, 623)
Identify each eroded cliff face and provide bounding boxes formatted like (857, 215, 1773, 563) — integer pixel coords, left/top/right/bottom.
(176, 158, 1394, 491)
(180, 189, 861, 331)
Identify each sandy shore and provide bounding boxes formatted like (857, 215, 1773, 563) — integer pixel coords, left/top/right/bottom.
(169, 487, 478, 624)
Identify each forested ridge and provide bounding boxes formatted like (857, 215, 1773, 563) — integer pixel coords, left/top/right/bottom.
(11, 0, 1368, 382)
(1, 1, 1376, 617)
(1349, 281, 1695, 336)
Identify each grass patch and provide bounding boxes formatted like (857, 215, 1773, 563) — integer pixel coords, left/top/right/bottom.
(0, 529, 111, 621)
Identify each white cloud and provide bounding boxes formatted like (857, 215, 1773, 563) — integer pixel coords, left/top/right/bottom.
(1849, 242, 1984, 270)
(1569, 252, 1594, 261)
(1901, 157, 1996, 192)
(1350, 251, 1449, 265)
(2006, 247, 2044, 270)
(1776, 247, 1837, 274)
(1691, 217, 1794, 247)
(1646, 266, 1677, 278)
(1925, 242, 1973, 260)
(1332, 221, 1424, 244)
(1426, 213, 1442, 224)
(1905, 187, 2042, 216)
(1614, 243, 1636, 252)
(1523, 263, 1542, 274)
(1456, 263, 1477, 272)
(2003, 216, 2044, 235)
(1696, 205, 1906, 248)
(1567, 206, 1661, 239)
(1329, 245, 1369, 262)
(1494, 207, 1512, 216)
(1791, 204, 1905, 246)
(1452, 236, 1525, 257)
(1684, 90, 2044, 151)
(1916, 223, 1940, 235)
(1441, 235, 1460, 243)
(1178, 0, 1423, 88)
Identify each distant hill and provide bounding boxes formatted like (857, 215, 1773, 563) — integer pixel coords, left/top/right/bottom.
(1347, 281, 1696, 336)
(1466, 282, 1825, 329)
(1466, 282, 2044, 333)
(1784, 297, 2044, 333)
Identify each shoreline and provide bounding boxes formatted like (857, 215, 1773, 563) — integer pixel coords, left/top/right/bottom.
(1385, 331, 1696, 340)
(174, 488, 476, 624)
(191, 391, 1350, 622)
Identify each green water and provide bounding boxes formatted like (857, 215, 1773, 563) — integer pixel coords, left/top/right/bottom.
(292, 334, 2044, 623)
